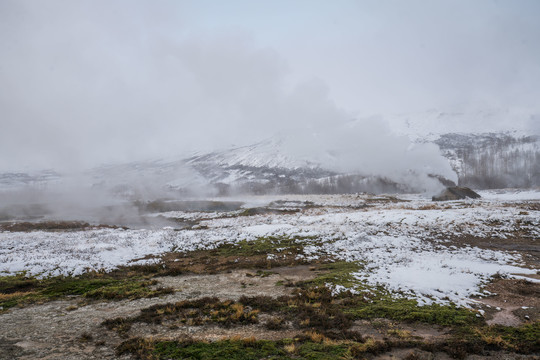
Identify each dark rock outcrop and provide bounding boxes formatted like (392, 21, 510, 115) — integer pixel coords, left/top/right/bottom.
(432, 186, 481, 201)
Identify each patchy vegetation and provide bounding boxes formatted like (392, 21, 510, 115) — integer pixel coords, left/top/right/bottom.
(0, 235, 324, 311)
(103, 281, 540, 358)
(137, 200, 244, 214)
(300, 261, 363, 290)
(296, 260, 481, 327)
(157, 235, 333, 275)
(102, 240, 538, 359)
(0, 273, 173, 311)
(103, 297, 260, 336)
(215, 236, 317, 258)
(453, 322, 540, 354)
(344, 296, 481, 326)
(0, 220, 123, 232)
(115, 321, 540, 359)
(116, 337, 353, 360)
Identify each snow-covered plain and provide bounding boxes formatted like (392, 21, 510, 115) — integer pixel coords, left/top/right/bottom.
(1, 191, 538, 307)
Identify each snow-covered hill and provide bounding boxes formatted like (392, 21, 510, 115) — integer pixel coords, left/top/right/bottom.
(387, 109, 540, 189)
(1, 110, 538, 197)
(386, 108, 539, 141)
(0, 170, 61, 191)
(435, 133, 539, 188)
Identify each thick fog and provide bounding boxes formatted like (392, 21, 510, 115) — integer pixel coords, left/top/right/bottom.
(1, 0, 539, 186)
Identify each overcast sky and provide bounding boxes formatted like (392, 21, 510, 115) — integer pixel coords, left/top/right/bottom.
(1, 0, 539, 172)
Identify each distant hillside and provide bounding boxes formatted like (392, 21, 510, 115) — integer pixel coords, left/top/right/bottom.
(2, 109, 539, 196)
(435, 133, 539, 189)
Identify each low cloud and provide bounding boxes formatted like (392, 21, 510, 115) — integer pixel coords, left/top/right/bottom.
(1, 0, 536, 195)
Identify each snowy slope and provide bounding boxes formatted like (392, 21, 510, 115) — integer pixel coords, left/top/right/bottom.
(387, 109, 540, 188)
(183, 138, 336, 193)
(0, 170, 61, 191)
(187, 138, 318, 171)
(435, 133, 539, 188)
(386, 108, 539, 141)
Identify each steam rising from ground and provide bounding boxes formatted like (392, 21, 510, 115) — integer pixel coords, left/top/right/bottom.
(280, 117, 457, 187)
(1, 1, 537, 206)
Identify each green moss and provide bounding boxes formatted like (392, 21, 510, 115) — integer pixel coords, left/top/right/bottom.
(296, 260, 480, 327)
(84, 279, 173, 300)
(302, 261, 363, 289)
(295, 342, 349, 359)
(41, 277, 118, 297)
(498, 322, 540, 347)
(0, 273, 39, 291)
(0, 274, 173, 311)
(453, 321, 540, 353)
(345, 297, 480, 326)
(153, 339, 288, 360)
(215, 236, 318, 258)
(118, 338, 352, 360)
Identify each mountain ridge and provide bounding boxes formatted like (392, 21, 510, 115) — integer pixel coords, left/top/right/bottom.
(1, 110, 538, 197)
